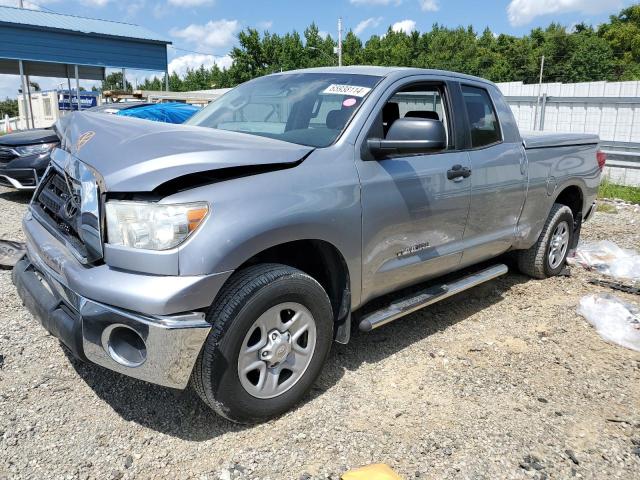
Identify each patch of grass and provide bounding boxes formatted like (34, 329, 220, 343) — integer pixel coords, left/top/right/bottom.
(596, 202, 618, 214)
(598, 178, 640, 204)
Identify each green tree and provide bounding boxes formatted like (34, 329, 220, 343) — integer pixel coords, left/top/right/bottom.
(342, 31, 364, 65)
(226, 28, 269, 84)
(418, 25, 481, 74)
(168, 72, 183, 91)
(372, 27, 417, 67)
(563, 27, 616, 82)
(304, 23, 336, 67)
(0, 98, 18, 117)
(599, 5, 640, 79)
(127, 4, 640, 93)
(139, 76, 164, 91)
(101, 72, 132, 92)
(18, 81, 42, 94)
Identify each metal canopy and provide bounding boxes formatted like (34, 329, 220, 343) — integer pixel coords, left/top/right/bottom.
(0, 6, 171, 127)
(0, 6, 169, 42)
(0, 59, 104, 80)
(0, 6, 171, 74)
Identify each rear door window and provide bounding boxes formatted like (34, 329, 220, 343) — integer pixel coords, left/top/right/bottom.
(461, 86, 501, 148)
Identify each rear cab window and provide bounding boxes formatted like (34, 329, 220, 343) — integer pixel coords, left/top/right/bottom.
(461, 85, 502, 148)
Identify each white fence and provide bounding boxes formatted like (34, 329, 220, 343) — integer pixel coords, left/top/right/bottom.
(498, 81, 640, 186)
(1, 115, 19, 133)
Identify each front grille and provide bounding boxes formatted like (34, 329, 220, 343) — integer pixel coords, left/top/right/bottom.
(32, 149, 103, 264)
(35, 170, 84, 249)
(0, 147, 17, 164)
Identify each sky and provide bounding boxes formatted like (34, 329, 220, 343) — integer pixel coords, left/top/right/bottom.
(0, 0, 634, 98)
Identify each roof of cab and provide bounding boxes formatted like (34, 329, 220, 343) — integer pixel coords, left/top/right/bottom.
(278, 65, 497, 88)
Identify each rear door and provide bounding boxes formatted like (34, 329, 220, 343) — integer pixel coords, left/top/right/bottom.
(356, 78, 472, 303)
(459, 84, 527, 266)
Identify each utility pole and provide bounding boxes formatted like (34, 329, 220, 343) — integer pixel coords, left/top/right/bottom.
(18, 60, 31, 129)
(533, 55, 545, 131)
(75, 65, 81, 111)
(19, 1, 24, 8)
(337, 17, 343, 67)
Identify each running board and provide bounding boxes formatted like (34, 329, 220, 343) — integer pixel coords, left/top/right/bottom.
(358, 264, 508, 332)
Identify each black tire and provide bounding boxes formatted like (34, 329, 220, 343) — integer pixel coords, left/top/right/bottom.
(191, 263, 333, 423)
(517, 203, 574, 279)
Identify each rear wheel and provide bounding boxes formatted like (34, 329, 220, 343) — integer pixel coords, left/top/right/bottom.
(191, 263, 333, 423)
(517, 203, 574, 279)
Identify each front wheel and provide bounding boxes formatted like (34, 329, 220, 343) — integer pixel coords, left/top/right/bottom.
(517, 203, 575, 279)
(191, 264, 333, 423)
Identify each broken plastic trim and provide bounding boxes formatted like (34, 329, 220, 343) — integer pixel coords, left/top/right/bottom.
(151, 149, 314, 197)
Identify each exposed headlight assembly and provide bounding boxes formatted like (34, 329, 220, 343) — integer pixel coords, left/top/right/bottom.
(105, 200, 209, 251)
(14, 142, 58, 156)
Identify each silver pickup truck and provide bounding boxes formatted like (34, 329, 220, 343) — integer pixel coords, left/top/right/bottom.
(13, 67, 604, 423)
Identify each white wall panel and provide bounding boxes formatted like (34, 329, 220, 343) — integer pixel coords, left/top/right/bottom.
(497, 81, 639, 144)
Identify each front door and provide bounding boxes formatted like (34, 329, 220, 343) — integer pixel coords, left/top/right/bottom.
(356, 80, 471, 304)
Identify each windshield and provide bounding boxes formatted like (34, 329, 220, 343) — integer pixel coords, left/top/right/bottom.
(186, 73, 381, 147)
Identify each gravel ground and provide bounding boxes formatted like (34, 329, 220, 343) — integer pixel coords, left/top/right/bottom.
(1, 186, 639, 480)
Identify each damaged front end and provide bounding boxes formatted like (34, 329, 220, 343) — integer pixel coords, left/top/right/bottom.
(13, 112, 315, 389)
(15, 159, 221, 388)
(31, 148, 104, 265)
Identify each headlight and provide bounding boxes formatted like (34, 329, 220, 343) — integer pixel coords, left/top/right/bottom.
(105, 200, 209, 250)
(14, 142, 58, 156)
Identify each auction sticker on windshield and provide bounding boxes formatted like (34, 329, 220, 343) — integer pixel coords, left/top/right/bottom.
(323, 84, 372, 97)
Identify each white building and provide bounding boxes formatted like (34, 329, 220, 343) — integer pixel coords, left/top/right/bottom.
(17, 90, 100, 129)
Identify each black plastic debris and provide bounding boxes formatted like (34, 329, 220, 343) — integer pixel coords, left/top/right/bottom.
(589, 278, 640, 296)
(0, 239, 26, 269)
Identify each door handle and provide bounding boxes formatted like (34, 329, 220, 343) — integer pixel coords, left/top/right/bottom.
(447, 165, 472, 181)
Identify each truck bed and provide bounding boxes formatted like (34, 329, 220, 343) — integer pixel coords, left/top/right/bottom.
(521, 131, 600, 149)
(514, 131, 601, 252)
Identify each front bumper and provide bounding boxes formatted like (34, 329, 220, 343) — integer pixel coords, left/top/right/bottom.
(12, 255, 212, 389)
(0, 168, 40, 190)
(11, 213, 234, 389)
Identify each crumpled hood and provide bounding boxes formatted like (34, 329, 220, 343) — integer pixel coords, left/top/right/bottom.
(55, 112, 313, 192)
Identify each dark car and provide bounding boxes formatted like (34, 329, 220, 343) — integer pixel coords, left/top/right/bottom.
(0, 128, 59, 190)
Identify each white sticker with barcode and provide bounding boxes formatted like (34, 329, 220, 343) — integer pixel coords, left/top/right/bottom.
(322, 84, 372, 97)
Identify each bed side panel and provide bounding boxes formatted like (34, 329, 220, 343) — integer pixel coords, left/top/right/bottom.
(514, 142, 600, 249)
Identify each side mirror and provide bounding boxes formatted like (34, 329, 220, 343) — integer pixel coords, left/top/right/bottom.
(367, 117, 446, 158)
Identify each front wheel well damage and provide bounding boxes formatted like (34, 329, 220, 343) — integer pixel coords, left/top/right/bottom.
(225, 240, 352, 342)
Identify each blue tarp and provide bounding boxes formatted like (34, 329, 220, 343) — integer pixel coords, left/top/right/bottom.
(117, 102, 200, 124)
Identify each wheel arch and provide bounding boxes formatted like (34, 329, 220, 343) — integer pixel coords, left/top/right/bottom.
(216, 239, 353, 343)
(553, 184, 584, 220)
